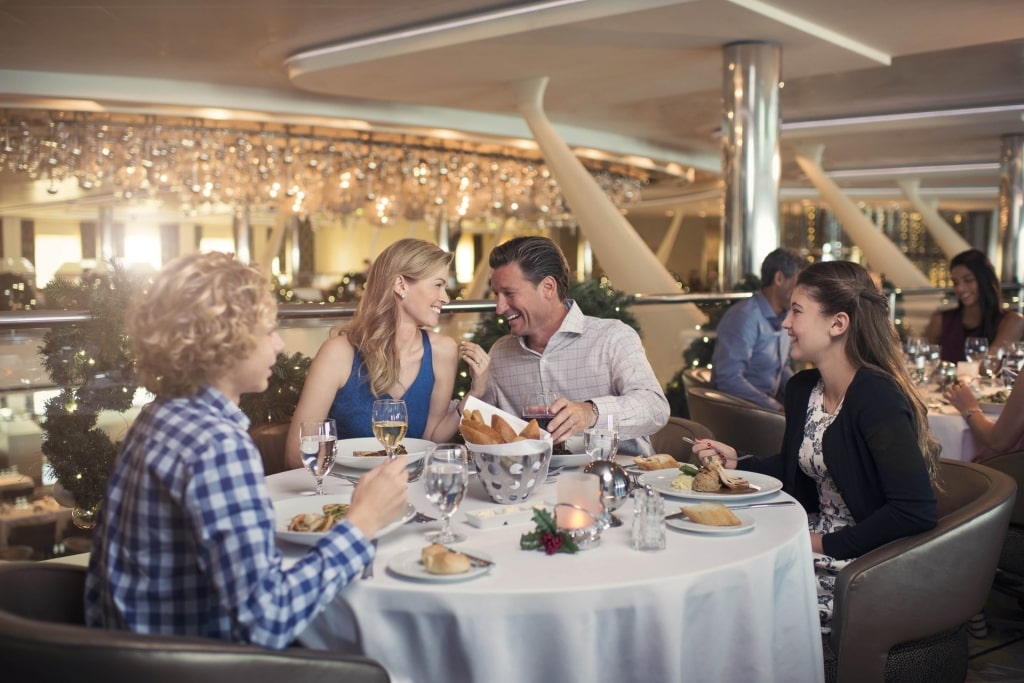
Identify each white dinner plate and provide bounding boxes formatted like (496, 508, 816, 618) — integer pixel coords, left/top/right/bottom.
(550, 452, 591, 468)
(275, 493, 416, 546)
(666, 512, 755, 535)
(333, 437, 434, 470)
(979, 401, 1005, 416)
(639, 469, 783, 501)
(387, 548, 494, 582)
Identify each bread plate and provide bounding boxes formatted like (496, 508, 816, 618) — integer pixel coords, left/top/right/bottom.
(666, 512, 755, 535)
(387, 547, 494, 582)
(333, 437, 434, 470)
(275, 493, 416, 546)
(639, 469, 782, 501)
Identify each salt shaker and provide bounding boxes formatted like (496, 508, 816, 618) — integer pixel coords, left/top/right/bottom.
(631, 485, 666, 551)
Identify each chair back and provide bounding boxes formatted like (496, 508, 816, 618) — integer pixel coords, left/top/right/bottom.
(828, 459, 1016, 683)
(249, 423, 291, 476)
(0, 562, 391, 683)
(979, 450, 1024, 526)
(683, 385, 785, 458)
(680, 367, 712, 392)
(649, 417, 714, 462)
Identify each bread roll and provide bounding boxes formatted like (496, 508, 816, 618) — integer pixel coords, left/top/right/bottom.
(421, 543, 472, 574)
(679, 503, 742, 526)
(633, 454, 678, 471)
(519, 418, 541, 440)
(491, 414, 518, 443)
(460, 421, 504, 445)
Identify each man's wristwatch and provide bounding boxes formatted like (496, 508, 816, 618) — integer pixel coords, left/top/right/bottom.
(586, 400, 599, 427)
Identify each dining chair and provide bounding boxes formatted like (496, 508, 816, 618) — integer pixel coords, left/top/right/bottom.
(249, 422, 291, 476)
(823, 458, 1016, 683)
(648, 416, 714, 463)
(0, 562, 392, 683)
(976, 450, 1024, 606)
(683, 385, 785, 458)
(680, 367, 712, 392)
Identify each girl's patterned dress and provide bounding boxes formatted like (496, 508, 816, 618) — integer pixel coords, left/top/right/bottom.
(799, 379, 856, 634)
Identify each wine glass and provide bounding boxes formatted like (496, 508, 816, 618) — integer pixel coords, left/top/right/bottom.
(299, 418, 337, 496)
(372, 399, 408, 460)
(965, 336, 989, 363)
(522, 390, 567, 454)
(423, 443, 469, 544)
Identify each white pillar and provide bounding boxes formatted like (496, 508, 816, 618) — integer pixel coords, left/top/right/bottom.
(897, 179, 971, 260)
(656, 211, 685, 265)
(511, 76, 705, 382)
(794, 147, 930, 288)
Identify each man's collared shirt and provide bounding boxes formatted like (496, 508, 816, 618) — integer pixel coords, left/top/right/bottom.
(483, 301, 669, 455)
(710, 290, 792, 411)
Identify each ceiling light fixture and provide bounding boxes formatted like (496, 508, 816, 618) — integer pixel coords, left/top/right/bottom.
(0, 108, 654, 225)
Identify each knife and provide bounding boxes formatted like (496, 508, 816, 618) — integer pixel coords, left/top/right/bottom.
(444, 546, 494, 568)
(664, 500, 796, 520)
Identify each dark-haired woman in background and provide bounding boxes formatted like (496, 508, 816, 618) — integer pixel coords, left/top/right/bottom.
(925, 249, 1024, 362)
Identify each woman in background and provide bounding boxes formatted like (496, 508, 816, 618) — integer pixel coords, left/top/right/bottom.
(285, 238, 489, 468)
(925, 249, 1024, 361)
(945, 375, 1024, 460)
(695, 260, 938, 633)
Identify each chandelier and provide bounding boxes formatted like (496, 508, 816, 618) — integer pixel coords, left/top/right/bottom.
(0, 109, 656, 226)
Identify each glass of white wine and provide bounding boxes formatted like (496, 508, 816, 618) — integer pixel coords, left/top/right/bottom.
(372, 399, 408, 460)
(299, 418, 337, 496)
(423, 443, 469, 544)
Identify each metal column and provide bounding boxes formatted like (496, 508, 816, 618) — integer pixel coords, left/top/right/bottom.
(999, 134, 1024, 282)
(721, 41, 781, 289)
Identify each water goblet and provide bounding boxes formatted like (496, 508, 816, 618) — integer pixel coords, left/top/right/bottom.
(372, 399, 408, 460)
(423, 443, 469, 544)
(965, 336, 989, 363)
(299, 418, 337, 496)
(583, 426, 618, 462)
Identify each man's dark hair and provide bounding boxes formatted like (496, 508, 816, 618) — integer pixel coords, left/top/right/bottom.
(760, 248, 807, 287)
(489, 236, 570, 300)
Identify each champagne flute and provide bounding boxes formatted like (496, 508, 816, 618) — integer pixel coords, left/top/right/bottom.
(299, 418, 337, 496)
(372, 399, 408, 460)
(423, 443, 469, 544)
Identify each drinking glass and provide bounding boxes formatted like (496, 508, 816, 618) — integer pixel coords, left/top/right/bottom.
(965, 336, 989, 363)
(299, 418, 337, 495)
(922, 344, 942, 386)
(372, 399, 408, 460)
(423, 443, 469, 544)
(522, 390, 567, 454)
(583, 427, 618, 462)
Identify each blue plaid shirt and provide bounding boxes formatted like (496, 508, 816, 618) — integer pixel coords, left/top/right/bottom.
(85, 386, 374, 649)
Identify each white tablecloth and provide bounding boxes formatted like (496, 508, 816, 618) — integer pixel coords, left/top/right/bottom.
(267, 467, 824, 683)
(923, 389, 1003, 462)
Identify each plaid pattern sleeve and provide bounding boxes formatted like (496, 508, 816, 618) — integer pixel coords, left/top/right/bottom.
(484, 302, 669, 455)
(85, 386, 373, 649)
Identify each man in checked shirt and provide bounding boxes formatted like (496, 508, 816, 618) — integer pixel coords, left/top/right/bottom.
(482, 236, 669, 455)
(85, 251, 408, 648)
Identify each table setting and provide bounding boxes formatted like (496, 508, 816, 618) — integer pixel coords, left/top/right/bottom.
(266, 396, 824, 683)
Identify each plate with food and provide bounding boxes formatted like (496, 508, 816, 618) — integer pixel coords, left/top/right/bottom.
(334, 437, 434, 470)
(640, 464, 782, 501)
(665, 502, 755, 535)
(387, 545, 494, 582)
(979, 389, 1010, 415)
(630, 453, 681, 473)
(274, 493, 416, 546)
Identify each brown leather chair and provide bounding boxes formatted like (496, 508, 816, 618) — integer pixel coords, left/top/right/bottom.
(0, 562, 391, 683)
(683, 384, 785, 458)
(824, 458, 1016, 683)
(680, 367, 712, 392)
(649, 416, 714, 463)
(977, 450, 1024, 602)
(249, 422, 291, 475)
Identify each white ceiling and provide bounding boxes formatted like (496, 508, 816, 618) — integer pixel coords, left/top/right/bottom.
(0, 0, 1023, 220)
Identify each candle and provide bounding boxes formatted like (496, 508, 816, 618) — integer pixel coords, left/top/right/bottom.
(555, 472, 602, 530)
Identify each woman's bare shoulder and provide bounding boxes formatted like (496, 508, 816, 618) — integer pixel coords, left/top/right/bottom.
(427, 330, 458, 358)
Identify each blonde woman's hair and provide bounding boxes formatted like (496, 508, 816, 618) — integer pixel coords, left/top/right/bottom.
(797, 260, 940, 480)
(342, 239, 453, 397)
(127, 251, 277, 397)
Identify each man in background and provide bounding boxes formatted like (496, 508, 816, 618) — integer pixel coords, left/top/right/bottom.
(711, 248, 808, 411)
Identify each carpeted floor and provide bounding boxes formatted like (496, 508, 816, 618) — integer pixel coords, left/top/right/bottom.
(968, 591, 1024, 682)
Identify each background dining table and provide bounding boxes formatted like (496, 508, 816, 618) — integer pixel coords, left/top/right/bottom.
(267, 463, 824, 683)
(922, 386, 1004, 462)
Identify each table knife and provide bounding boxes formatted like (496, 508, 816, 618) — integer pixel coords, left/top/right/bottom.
(664, 500, 796, 520)
(444, 546, 494, 568)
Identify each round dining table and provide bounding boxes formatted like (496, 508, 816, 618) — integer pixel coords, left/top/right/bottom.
(267, 464, 824, 683)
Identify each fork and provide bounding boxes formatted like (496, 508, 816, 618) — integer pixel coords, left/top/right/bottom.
(681, 436, 756, 464)
(361, 539, 378, 579)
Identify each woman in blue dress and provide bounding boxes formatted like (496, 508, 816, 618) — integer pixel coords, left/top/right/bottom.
(285, 239, 490, 468)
